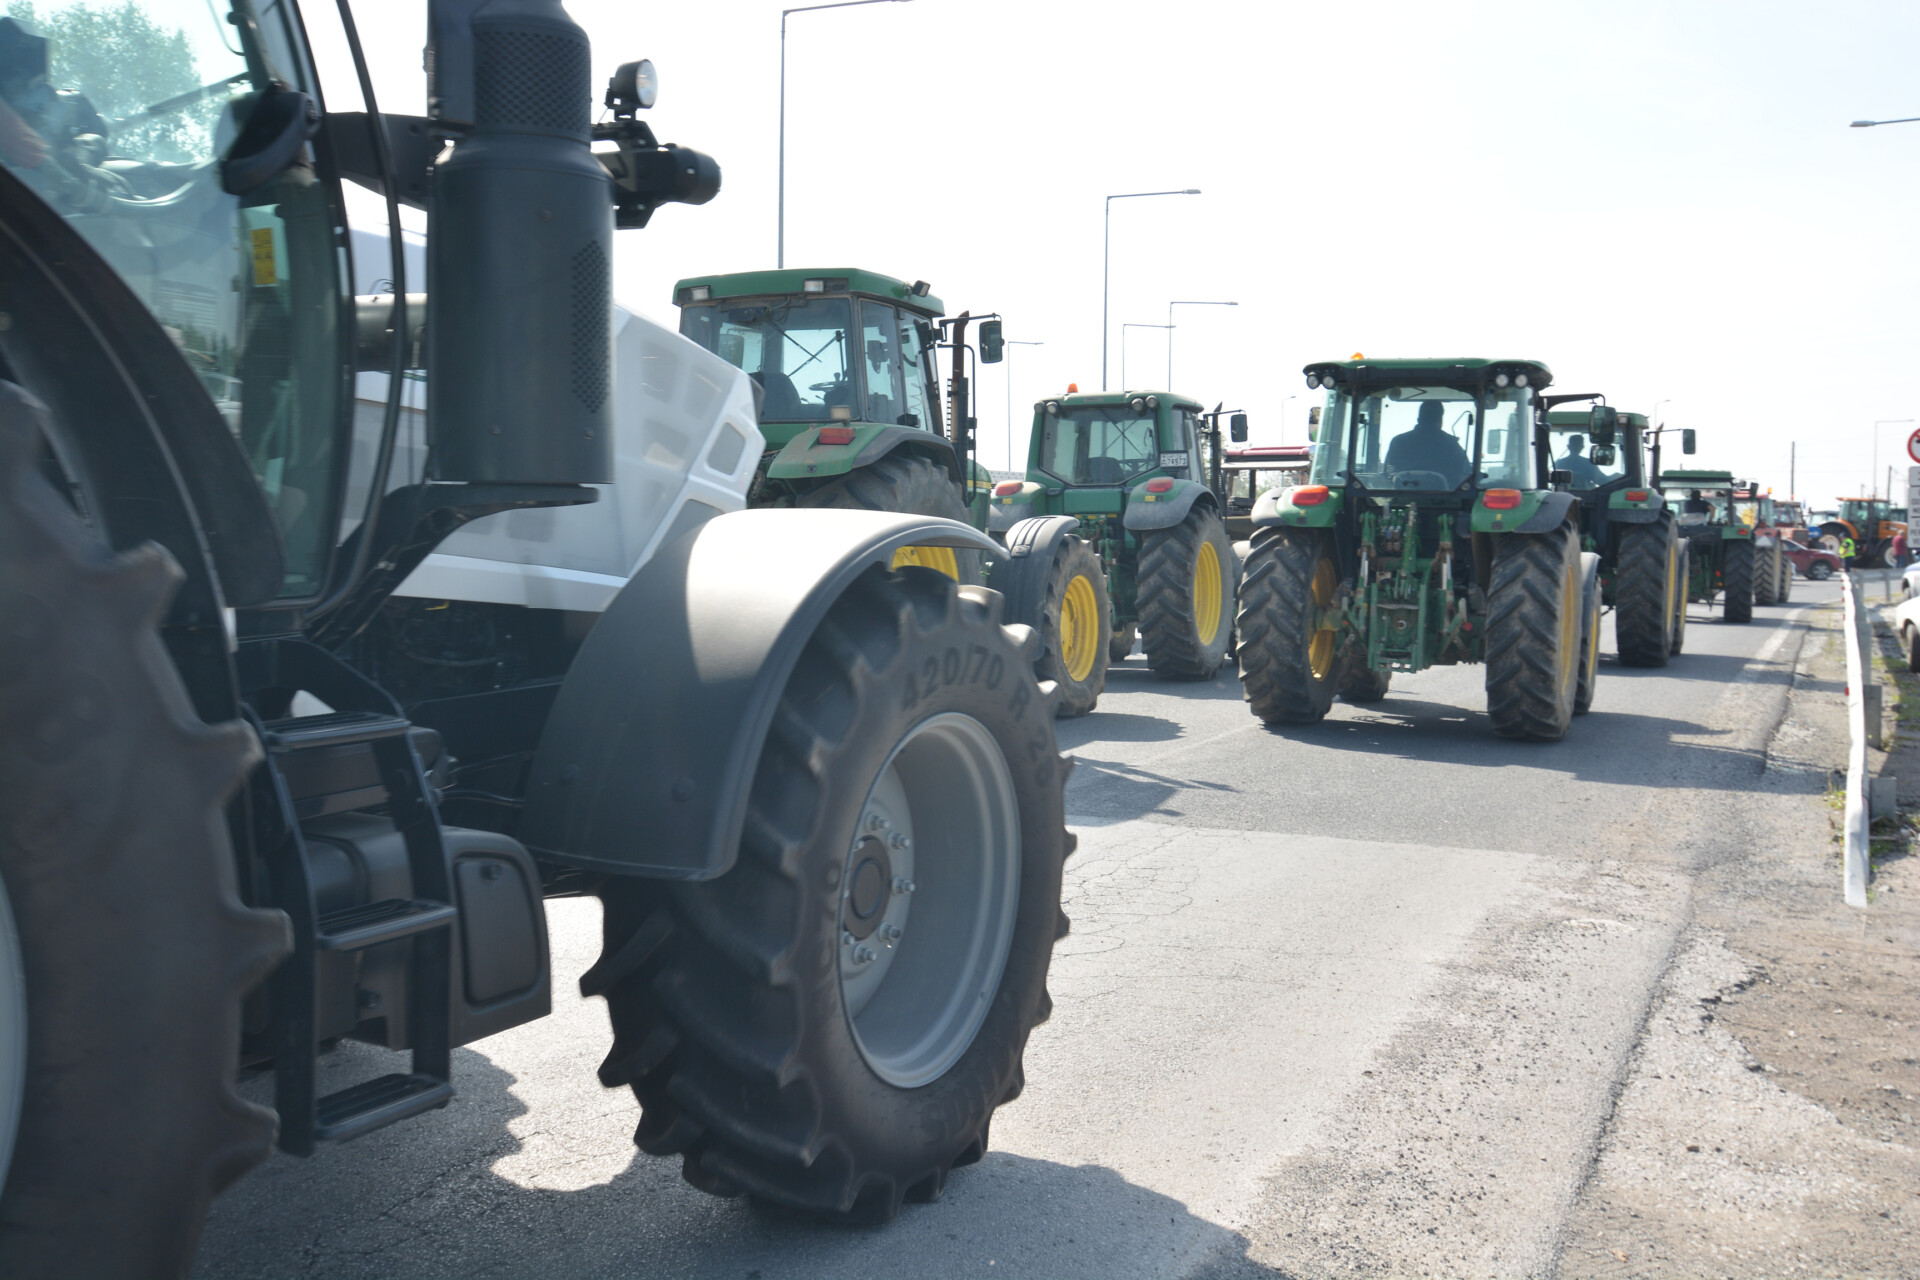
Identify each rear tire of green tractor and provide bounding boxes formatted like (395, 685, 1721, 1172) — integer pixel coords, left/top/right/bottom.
(586, 568, 1071, 1224)
(1614, 519, 1677, 667)
(1753, 544, 1777, 605)
(1574, 552, 1603, 716)
(1028, 536, 1111, 718)
(1777, 554, 1793, 603)
(1238, 528, 1342, 724)
(798, 453, 985, 586)
(1723, 540, 1755, 623)
(0, 387, 289, 1276)
(1338, 665, 1391, 704)
(1671, 543, 1690, 655)
(1484, 524, 1582, 741)
(1137, 505, 1235, 679)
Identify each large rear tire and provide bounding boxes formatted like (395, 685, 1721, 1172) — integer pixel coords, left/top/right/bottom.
(1136, 505, 1235, 680)
(1723, 539, 1755, 623)
(1574, 552, 1603, 715)
(994, 531, 1110, 718)
(797, 453, 985, 586)
(1484, 524, 1581, 741)
(1238, 528, 1342, 724)
(1671, 543, 1690, 655)
(1614, 519, 1677, 667)
(1753, 543, 1779, 605)
(1777, 554, 1793, 602)
(586, 567, 1070, 1223)
(0, 387, 289, 1276)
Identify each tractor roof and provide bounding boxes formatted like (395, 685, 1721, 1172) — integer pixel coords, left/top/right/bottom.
(1658, 469, 1738, 487)
(1302, 356, 1553, 389)
(1046, 390, 1207, 412)
(672, 268, 944, 317)
(1545, 409, 1649, 428)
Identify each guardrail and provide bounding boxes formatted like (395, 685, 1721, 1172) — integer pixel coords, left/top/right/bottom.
(1840, 570, 1871, 908)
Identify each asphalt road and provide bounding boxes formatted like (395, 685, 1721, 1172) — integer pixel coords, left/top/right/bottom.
(192, 580, 1837, 1280)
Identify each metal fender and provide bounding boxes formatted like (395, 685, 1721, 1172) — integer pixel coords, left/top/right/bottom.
(1511, 490, 1579, 535)
(987, 515, 1081, 631)
(1122, 477, 1214, 531)
(1606, 488, 1666, 524)
(519, 507, 1001, 880)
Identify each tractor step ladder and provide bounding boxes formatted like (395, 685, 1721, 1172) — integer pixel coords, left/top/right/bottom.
(252, 663, 458, 1156)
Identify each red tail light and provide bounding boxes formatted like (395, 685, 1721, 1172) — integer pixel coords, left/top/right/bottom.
(817, 426, 856, 445)
(994, 480, 1024, 497)
(1482, 489, 1522, 510)
(1144, 477, 1175, 493)
(1292, 485, 1330, 506)
(1624, 489, 1649, 502)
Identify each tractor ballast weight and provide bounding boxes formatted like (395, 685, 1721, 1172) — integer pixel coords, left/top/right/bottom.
(1240, 357, 1601, 740)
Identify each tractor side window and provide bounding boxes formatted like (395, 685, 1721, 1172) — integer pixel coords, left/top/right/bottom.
(0, 0, 351, 598)
(1547, 426, 1624, 490)
(896, 312, 934, 429)
(859, 301, 905, 425)
(1477, 388, 1532, 488)
(679, 297, 852, 422)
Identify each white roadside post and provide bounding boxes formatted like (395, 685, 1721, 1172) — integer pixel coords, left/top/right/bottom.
(1842, 571, 1871, 907)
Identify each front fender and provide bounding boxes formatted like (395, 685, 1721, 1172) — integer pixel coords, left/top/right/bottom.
(1473, 489, 1576, 535)
(520, 508, 1000, 880)
(1122, 477, 1212, 531)
(1251, 485, 1341, 529)
(987, 515, 1082, 632)
(767, 423, 959, 484)
(1606, 487, 1665, 525)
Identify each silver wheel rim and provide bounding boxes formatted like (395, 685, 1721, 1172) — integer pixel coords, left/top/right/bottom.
(0, 868, 25, 1190)
(838, 712, 1021, 1089)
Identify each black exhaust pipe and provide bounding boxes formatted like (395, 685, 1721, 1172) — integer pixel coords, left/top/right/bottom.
(425, 0, 611, 485)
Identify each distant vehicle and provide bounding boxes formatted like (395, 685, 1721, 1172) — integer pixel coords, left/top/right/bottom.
(1781, 539, 1840, 581)
(1902, 559, 1920, 599)
(1220, 444, 1312, 542)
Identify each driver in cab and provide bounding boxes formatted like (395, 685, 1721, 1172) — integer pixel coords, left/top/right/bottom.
(1385, 400, 1470, 488)
(1555, 434, 1608, 488)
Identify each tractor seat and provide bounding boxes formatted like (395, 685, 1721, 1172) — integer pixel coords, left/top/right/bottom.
(1086, 456, 1127, 484)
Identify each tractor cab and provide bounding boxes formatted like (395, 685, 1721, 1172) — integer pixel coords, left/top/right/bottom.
(1658, 470, 1765, 619)
(1659, 471, 1749, 530)
(1220, 444, 1312, 540)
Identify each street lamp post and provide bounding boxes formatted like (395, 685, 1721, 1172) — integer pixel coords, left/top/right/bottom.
(1102, 189, 1199, 390)
(780, 0, 911, 268)
(1120, 323, 1172, 390)
(1167, 300, 1236, 388)
(1852, 116, 1920, 128)
(1004, 340, 1043, 470)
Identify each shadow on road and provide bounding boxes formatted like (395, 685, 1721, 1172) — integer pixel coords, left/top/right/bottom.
(196, 1048, 1277, 1280)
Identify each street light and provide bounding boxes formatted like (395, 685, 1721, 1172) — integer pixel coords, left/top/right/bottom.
(1120, 323, 1172, 390)
(1851, 116, 1920, 127)
(779, 0, 912, 267)
(1102, 188, 1200, 390)
(1004, 340, 1043, 470)
(1167, 300, 1236, 388)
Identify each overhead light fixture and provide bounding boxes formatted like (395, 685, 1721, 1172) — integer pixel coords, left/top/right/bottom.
(688, 284, 710, 302)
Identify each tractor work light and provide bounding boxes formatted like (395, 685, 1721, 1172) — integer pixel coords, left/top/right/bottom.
(1045, 401, 1060, 416)
(1130, 397, 1147, 411)
(1147, 395, 1160, 409)
(1292, 485, 1330, 506)
(1306, 374, 1321, 389)
(1514, 373, 1529, 388)
(688, 285, 710, 301)
(911, 280, 931, 296)
(1481, 489, 1522, 509)
(803, 279, 826, 293)
(1145, 477, 1175, 493)
(1493, 373, 1510, 388)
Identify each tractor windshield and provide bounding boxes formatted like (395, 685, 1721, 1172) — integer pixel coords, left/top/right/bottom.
(1664, 487, 1731, 524)
(679, 298, 854, 423)
(1312, 384, 1532, 493)
(1, 0, 351, 597)
(1038, 405, 1160, 485)
(1546, 426, 1627, 490)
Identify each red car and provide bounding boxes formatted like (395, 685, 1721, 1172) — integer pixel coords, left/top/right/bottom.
(1781, 538, 1840, 581)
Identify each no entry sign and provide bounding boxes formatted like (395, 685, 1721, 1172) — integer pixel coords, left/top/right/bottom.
(1907, 428, 1920, 466)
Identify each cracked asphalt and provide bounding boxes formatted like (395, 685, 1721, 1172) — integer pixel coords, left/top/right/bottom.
(192, 580, 1855, 1279)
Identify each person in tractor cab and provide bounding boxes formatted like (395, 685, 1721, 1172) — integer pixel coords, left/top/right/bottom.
(1680, 489, 1712, 522)
(1554, 433, 1608, 488)
(1384, 400, 1470, 486)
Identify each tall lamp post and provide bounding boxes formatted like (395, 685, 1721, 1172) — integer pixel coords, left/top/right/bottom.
(780, 0, 911, 267)
(1167, 300, 1236, 388)
(1120, 323, 1172, 390)
(1102, 188, 1199, 390)
(1004, 339, 1043, 470)
(1851, 116, 1920, 128)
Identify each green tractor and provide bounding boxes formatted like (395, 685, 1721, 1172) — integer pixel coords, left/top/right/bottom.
(987, 391, 1243, 715)
(1540, 403, 1691, 664)
(1658, 470, 1758, 622)
(675, 268, 999, 580)
(1239, 358, 1601, 741)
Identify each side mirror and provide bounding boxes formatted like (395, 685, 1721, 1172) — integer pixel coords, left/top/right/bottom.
(1591, 444, 1617, 468)
(978, 319, 1004, 364)
(1682, 428, 1696, 455)
(1307, 405, 1321, 441)
(1230, 413, 1248, 443)
(1587, 404, 1618, 446)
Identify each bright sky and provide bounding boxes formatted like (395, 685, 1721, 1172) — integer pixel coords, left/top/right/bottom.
(327, 0, 1920, 505)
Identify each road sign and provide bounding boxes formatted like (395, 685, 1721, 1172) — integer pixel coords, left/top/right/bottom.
(1908, 466, 1920, 522)
(1907, 428, 1920, 465)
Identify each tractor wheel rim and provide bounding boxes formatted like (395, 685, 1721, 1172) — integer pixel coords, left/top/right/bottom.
(1557, 560, 1580, 693)
(0, 868, 25, 1190)
(1193, 540, 1223, 646)
(838, 712, 1021, 1089)
(1308, 556, 1339, 680)
(1665, 541, 1679, 629)
(891, 545, 961, 580)
(1585, 593, 1601, 686)
(1060, 573, 1100, 683)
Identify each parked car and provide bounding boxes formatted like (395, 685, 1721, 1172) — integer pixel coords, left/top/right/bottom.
(1782, 538, 1840, 581)
(1896, 593, 1920, 668)
(1904, 559, 1920, 600)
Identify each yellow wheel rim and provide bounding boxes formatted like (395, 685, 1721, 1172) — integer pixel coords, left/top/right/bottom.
(1556, 560, 1580, 693)
(1664, 540, 1679, 627)
(1308, 556, 1338, 680)
(1193, 540, 1223, 646)
(1059, 573, 1100, 683)
(891, 545, 961, 580)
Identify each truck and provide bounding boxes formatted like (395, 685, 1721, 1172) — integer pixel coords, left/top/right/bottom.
(1239, 357, 1601, 740)
(0, 1, 1072, 1271)
(987, 390, 1242, 715)
(672, 269, 1001, 579)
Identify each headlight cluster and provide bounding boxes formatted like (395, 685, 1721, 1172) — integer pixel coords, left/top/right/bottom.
(1305, 373, 1335, 391)
(1490, 371, 1531, 389)
(1045, 400, 1060, 416)
(1128, 395, 1161, 412)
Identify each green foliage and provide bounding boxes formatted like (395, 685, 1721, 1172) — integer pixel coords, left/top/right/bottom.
(7, 0, 221, 162)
